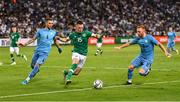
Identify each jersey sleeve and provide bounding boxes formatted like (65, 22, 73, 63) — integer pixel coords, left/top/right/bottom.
(35, 29, 40, 38)
(53, 31, 58, 39)
(129, 37, 138, 45)
(68, 33, 74, 40)
(149, 35, 159, 45)
(86, 31, 92, 37)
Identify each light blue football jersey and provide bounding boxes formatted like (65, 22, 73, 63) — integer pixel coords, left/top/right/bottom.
(167, 32, 176, 43)
(130, 34, 159, 62)
(35, 28, 57, 53)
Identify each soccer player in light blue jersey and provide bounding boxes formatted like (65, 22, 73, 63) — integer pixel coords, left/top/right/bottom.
(167, 27, 179, 54)
(115, 25, 171, 84)
(19, 19, 62, 85)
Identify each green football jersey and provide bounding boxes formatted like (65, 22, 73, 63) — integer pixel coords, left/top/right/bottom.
(9, 32, 20, 47)
(69, 30, 92, 56)
(97, 36, 103, 43)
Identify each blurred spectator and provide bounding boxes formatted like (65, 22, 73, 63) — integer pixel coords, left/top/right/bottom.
(0, 0, 179, 38)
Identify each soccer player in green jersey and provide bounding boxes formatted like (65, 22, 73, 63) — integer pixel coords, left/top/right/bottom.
(59, 21, 100, 85)
(9, 25, 27, 65)
(94, 29, 103, 56)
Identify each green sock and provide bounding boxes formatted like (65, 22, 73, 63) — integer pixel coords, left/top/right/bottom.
(17, 54, 23, 57)
(10, 54, 15, 62)
(67, 64, 78, 80)
(64, 70, 68, 75)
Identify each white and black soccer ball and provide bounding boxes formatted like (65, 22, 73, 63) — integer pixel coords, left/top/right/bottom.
(93, 80, 103, 89)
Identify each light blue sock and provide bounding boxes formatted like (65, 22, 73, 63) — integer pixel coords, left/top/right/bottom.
(29, 65, 39, 79)
(128, 69, 133, 80)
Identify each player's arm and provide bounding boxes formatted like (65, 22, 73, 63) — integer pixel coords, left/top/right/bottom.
(157, 42, 171, 57)
(55, 36, 70, 42)
(54, 36, 63, 54)
(115, 37, 138, 50)
(91, 33, 101, 38)
(17, 35, 37, 47)
(114, 43, 131, 50)
(24, 36, 37, 46)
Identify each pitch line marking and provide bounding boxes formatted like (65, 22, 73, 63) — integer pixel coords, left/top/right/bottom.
(0, 65, 177, 71)
(0, 80, 180, 99)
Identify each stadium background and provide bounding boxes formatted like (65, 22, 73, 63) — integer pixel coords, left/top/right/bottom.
(0, 0, 180, 101)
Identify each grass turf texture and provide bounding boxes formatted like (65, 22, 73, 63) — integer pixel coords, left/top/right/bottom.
(0, 44, 180, 101)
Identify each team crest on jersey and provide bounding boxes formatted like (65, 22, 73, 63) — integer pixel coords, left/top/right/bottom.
(82, 33, 86, 37)
(145, 40, 148, 43)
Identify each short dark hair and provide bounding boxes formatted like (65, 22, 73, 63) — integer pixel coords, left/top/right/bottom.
(76, 20, 84, 25)
(11, 23, 17, 27)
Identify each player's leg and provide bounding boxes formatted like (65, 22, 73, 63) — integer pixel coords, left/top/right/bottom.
(95, 43, 99, 56)
(127, 65, 135, 84)
(73, 56, 86, 75)
(15, 47, 27, 61)
(139, 60, 152, 76)
(30, 53, 39, 69)
(10, 47, 16, 65)
(22, 52, 48, 85)
(171, 42, 179, 54)
(127, 56, 142, 84)
(95, 43, 103, 56)
(65, 53, 80, 84)
(167, 42, 172, 53)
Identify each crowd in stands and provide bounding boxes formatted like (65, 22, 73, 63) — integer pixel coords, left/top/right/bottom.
(0, 0, 179, 38)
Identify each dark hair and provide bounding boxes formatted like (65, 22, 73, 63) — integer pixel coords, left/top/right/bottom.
(76, 20, 84, 25)
(11, 23, 17, 28)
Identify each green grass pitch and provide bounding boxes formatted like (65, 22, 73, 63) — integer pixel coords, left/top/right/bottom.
(0, 44, 180, 101)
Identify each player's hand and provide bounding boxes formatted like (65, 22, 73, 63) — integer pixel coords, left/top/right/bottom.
(58, 48, 62, 54)
(16, 42, 26, 47)
(114, 46, 121, 50)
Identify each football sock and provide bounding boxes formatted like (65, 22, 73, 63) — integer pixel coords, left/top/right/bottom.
(172, 47, 176, 51)
(17, 54, 24, 57)
(64, 70, 68, 75)
(67, 64, 78, 80)
(29, 65, 39, 79)
(10, 54, 15, 62)
(128, 69, 133, 80)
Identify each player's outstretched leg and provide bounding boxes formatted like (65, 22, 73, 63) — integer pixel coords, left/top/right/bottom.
(126, 65, 134, 85)
(65, 64, 78, 85)
(172, 47, 179, 55)
(98, 48, 103, 55)
(21, 64, 40, 85)
(63, 70, 68, 82)
(139, 68, 151, 77)
(17, 54, 27, 61)
(94, 49, 99, 56)
(10, 54, 16, 65)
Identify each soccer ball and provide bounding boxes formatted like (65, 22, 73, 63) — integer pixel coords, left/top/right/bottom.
(93, 80, 103, 89)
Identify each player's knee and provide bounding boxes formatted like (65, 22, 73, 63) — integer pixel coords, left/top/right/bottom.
(73, 72, 79, 76)
(73, 68, 81, 76)
(139, 69, 149, 76)
(72, 59, 79, 64)
(128, 65, 134, 70)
